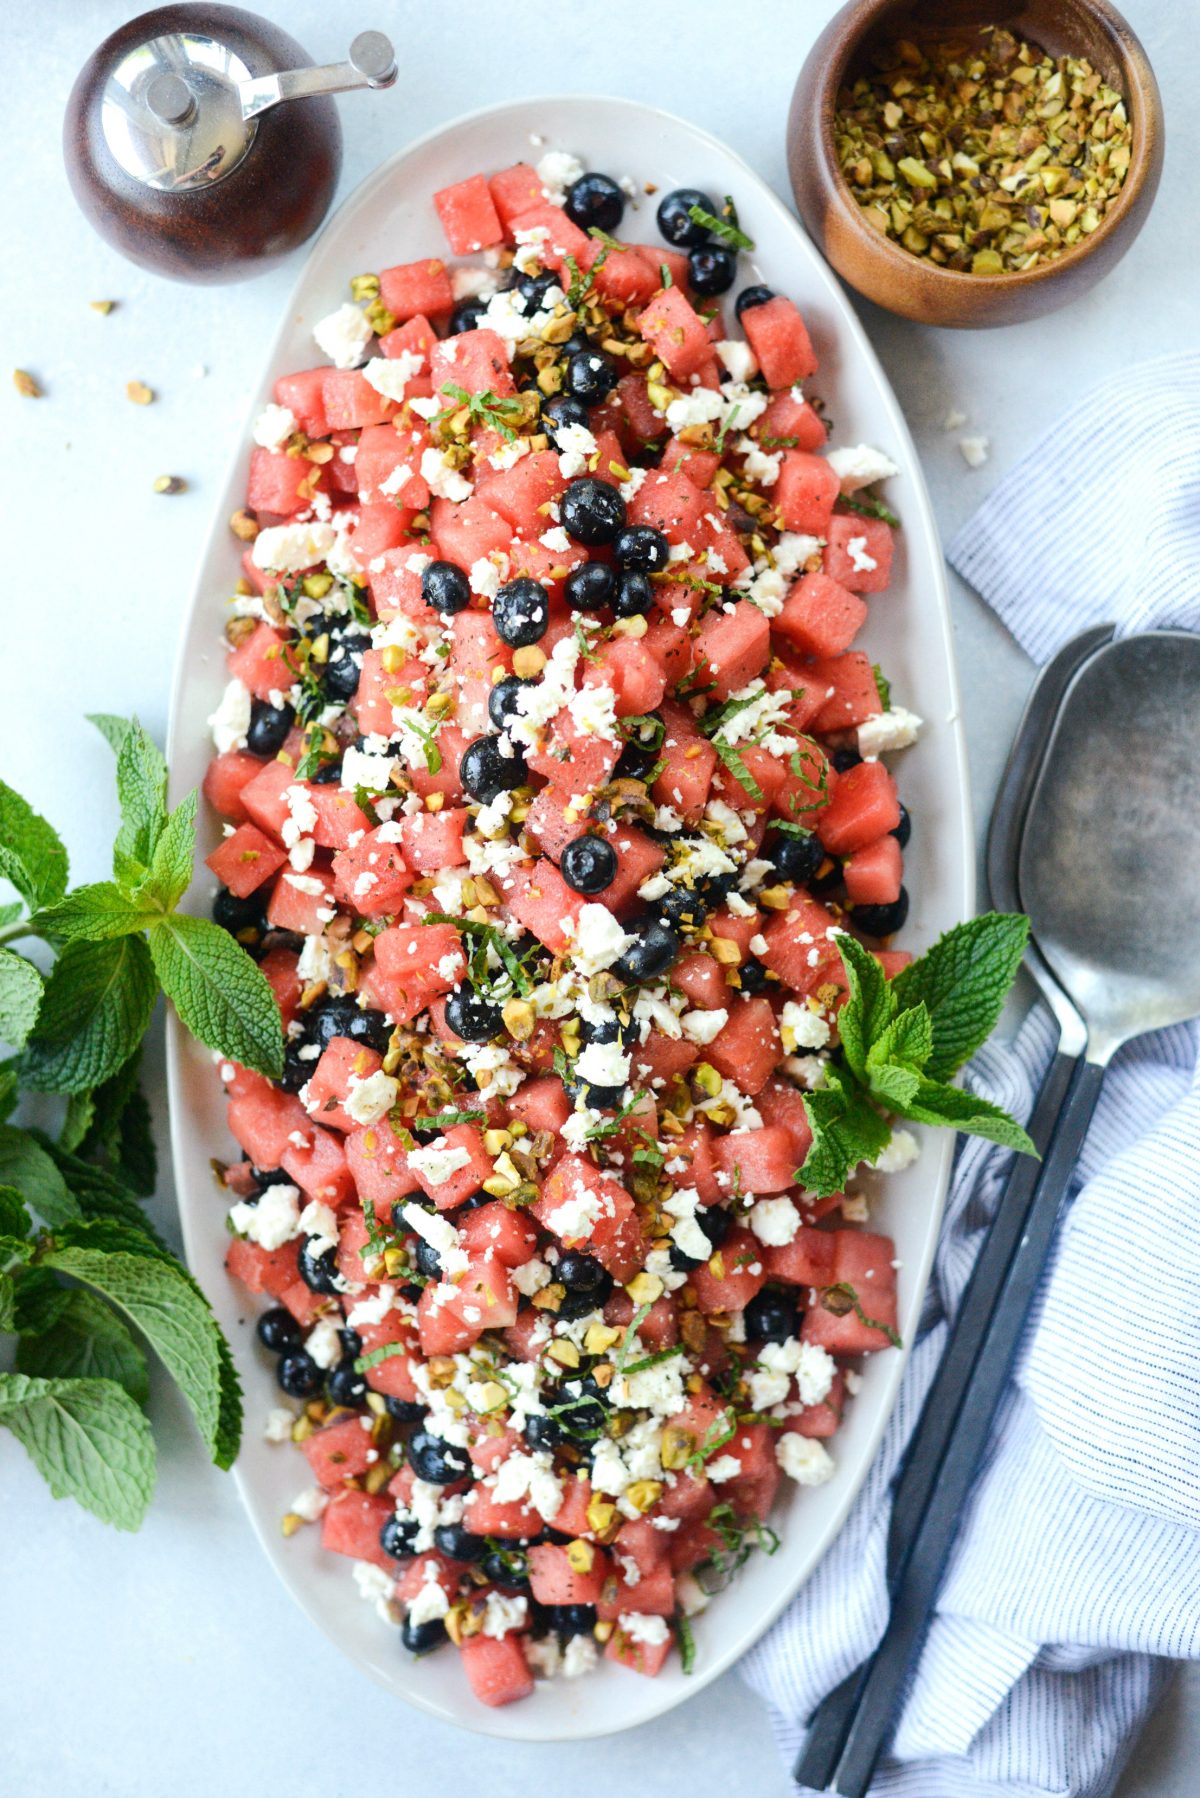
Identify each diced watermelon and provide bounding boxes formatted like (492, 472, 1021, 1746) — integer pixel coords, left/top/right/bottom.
(322, 368, 397, 431)
(266, 869, 337, 939)
(824, 515, 894, 594)
(533, 1156, 646, 1281)
(259, 946, 302, 1028)
(653, 702, 718, 822)
(430, 328, 515, 401)
(801, 1229, 898, 1352)
(775, 571, 869, 658)
(281, 1125, 355, 1207)
(757, 1077, 815, 1164)
(741, 295, 818, 388)
(226, 1076, 310, 1169)
(417, 1254, 517, 1353)
(503, 858, 583, 954)
(379, 257, 454, 321)
(529, 1542, 610, 1607)
(844, 834, 903, 906)
(787, 1367, 846, 1438)
(246, 447, 314, 517)
(662, 436, 721, 487)
(636, 286, 711, 378)
(430, 494, 512, 568)
(705, 997, 782, 1096)
(320, 1490, 395, 1571)
(433, 173, 504, 255)
(460, 1203, 539, 1268)
(760, 389, 827, 452)
(346, 1118, 423, 1210)
(759, 894, 843, 993)
(203, 749, 264, 821)
(592, 243, 662, 307)
(616, 370, 665, 443)
(302, 1413, 375, 1488)
(606, 1619, 674, 1677)
(775, 452, 840, 536)
(763, 1224, 837, 1287)
(225, 1235, 300, 1298)
(228, 621, 298, 701)
(631, 1030, 699, 1087)
(627, 468, 708, 543)
(687, 1226, 768, 1314)
(583, 638, 666, 717)
(307, 785, 372, 851)
(273, 368, 329, 438)
(692, 602, 770, 701)
(378, 312, 438, 365)
(808, 651, 884, 734)
(712, 1122, 798, 1194)
(818, 760, 900, 855)
(305, 1036, 384, 1133)
(488, 163, 544, 230)
(205, 823, 284, 897)
(460, 1633, 535, 1708)
(505, 204, 591, 272)
(721, 1420, 781, 1521)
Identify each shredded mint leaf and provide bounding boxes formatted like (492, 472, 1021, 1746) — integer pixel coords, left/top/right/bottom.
(0, 783, 69, 912)
(687, 199, 755, 252)
(22, 935, 157, 1095)
(0, 1371, 155, 1531)
(142, 789, 197, 912)
(30, 881, 157, 944)
(0, 1124, 80, 1226)
(17, 1290, 150, 1406)
(873, 663, 892, 709)
(43, 1238, 229, 1465)
(800, 1063, 893, 1197)
(0, 948, 43, 1048)
(842, 492, 901, 529)
(891, 913, 1030, 1081)
(148, 913, 283, 1078)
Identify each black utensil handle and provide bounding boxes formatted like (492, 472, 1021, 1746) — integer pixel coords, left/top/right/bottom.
(825, 1057, 1107, 1798)
(793, 1045, 1078, 1793)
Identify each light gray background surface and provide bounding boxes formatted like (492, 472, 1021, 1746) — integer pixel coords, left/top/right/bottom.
(2, 4, 1195, 1794)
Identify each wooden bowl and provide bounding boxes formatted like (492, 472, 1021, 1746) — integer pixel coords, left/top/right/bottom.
(787, 0, 1164, 327)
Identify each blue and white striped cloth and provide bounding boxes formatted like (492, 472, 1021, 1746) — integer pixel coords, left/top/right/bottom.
(742, 350, 1200, 1796)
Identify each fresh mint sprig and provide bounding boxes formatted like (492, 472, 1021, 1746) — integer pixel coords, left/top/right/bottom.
(798, 916, 1035, 1197)
(0, 713, 290, 1527)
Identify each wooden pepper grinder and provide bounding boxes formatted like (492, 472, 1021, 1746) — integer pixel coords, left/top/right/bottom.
(63, 4, 397, 283)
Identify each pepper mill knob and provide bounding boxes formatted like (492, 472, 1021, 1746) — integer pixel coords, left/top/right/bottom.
(63, 5, 397, 284)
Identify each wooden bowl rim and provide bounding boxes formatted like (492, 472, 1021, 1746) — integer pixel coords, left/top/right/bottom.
(806, 0, 1162, 295)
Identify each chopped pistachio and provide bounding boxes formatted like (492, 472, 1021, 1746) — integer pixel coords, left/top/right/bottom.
(152, 475, 186, 495)
(13, 369, 42, 398)
(126, 380, 154, 405)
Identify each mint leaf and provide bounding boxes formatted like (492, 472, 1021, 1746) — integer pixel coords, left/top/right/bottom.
(113, 719, 169, 887)
(891, 914, 1030, 1081)
(0, 948, 43, 1048)
(87, 713, 134, 755)
(78, 1050, 157, 1196)
(10, 1264, 71, 1334)
(143, 789, 197, 911)
(0, 1184, 32, 1240)
(835, 933, 895, 1082)
(0, 1371, 155, 1530)
(866, 1004, 933, 1088)
(0, 783, 69, 911)
(0, 1125, 79, 1226)
(22, 935, 157, 1095)
(892, 1076, 1037, 1155)
(42, 1239, 229, 1464)
(149, 913, 283, 1078)
(17, 1290, 150, 1406)
(32, 882, 158, 944)
(34, 1137, 165, 1247)
(0, 1062, 17, 1121)
(0, 1272, 15, 1331)
(800, 1064, 893, 1197)
(60, 1090, 96, 1154)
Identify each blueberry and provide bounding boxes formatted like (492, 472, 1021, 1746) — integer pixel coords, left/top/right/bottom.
(412, 1235, 442, 1280)
(253, 1166, 298, 1191)
(381, 1513, 420, 1559)
(851, 888, 910, 939)
(744, 1286, 800, 1344)
(306, 994, 392, 1055)
(323, 630, 370, 702)
(515, 270, 560, 316)
(669, 1201, 731, 1270)
(422, 559, 472, 615)
(482, 1547, 530, 1589)
(401, 1616, 448, 1655)
(212, 886, 266, 940)
(611, 570, 655, 618)
(257, 1307, 302, 1354)
(493, 576, 550, 647)
(558, 1249, 609, 1293)
(434, 1523, 487, 1561)
(449, 297, 487, 335)
(339, 1327, 362, 1358)
(735, 283, 775, 319)
(488, 673, 536, 733)
(810, 858, 845, 900)
(738, 956, 770, 994)
(460, 734, 528, 802)
(246, 697, 294, 756)
(561, 835, 617, 896)
(655, 885, 708, 930)
(384, 1395, 425, 1422)
(537, 1602, 597, 1637)
(615, 732, 662, 783)
(407, 1428, 471, 1485)
(614, 525, 670, 573)
(542, 393, 591, 448)
(522, 1413, 561, 1452)
(555, 1378, 608, 1438)
(764, 829, 824, 885)
(310, 759, 343, 785)
(892, 802, 911, 849)
(565, 348, 619, 406)
(830, 746, 863, 773)
(688, 245, 737, 296)
(564, 560, 616, 612)
(276, 1350, 322, 1397)
(298, 1237, 341, 1294)
(444, 984, 503, 1042)
(613, 918, 680, 984)
(561, 477, 626, 546)
(657, 187, 716, 249)
(453, 1188, 492, 1213)
(578, 1012, 634, 1047)
(565, 171, 624, 234)
(327, 1357, 368, 1408)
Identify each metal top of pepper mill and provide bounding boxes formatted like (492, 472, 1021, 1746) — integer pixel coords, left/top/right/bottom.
(100, 26, 396, 193)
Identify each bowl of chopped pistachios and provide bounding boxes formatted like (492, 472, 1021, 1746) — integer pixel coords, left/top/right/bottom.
(787, 0, 1163, 327)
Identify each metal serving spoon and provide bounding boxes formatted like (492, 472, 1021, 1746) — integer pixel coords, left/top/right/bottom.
(798, 629, 1200, 1795)
(795, 621, 1112, 1792)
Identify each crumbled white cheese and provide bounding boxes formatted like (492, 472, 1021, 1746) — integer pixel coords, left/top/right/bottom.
(619, 1612, 670, 1647)
(857, 707, 923, 757)
(748, 1195, 801, 1247)
(228, 1182, 301, 1250)
(263, 1407, 295, 1443)
(362, 352, 424, 401)
(571, 903, 633, 976)
(537, 149, 585, 205)
(402, 1203, 469, 1278)
(680, 1008, 728, 1046)
(408, 1139, 472, 1187)
(555, 420, 598, 480)
(958, 434, 990, 469)
(825, 444, 900, 493)
(252, 403, 296, 450)
(344, 1068, 400, 1126)
(313, 301, 372, 369)
(252, 521, 336, 573)
(714, 339, 757, 383)
(846, 535, 879, 574)
(419, 447, 473, 502)
(780, 1000, 832, 1053)
(305, 1315, 343, 1370)
(777, 1434, 836, 1486)
(873, 1127, 921, 1174)
(207, 677, 251, 754)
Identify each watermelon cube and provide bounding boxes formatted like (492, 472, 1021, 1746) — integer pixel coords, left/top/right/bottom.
(818, 760, 900, 855)
(503, 858, 584, 954)
(760, 895, 843, 995)
(273, 368, 329, 438)
(704, 996, 782, 1096)
(583, 639, 667, 717)
(433, 173, 504, 255)
(281, 1125, 355, 1207)
(477, 447, 566, 531)
(346, 1118, 423, 1211)
(506, 204, 591, 272)
(331, 825, 414, 918)
(761, 389, 827, 452)
(775, 452, 840, 536)
(808, 651, 884, 734)
(764, 1224, 837, 1287)
(692, 602, 770, 701)
(246, 447, 314, 517)
(488, 163, 544, 230)
(395, 807, 467, 875)
(225, 1075, 309, 1169)
(529, 1543, 610, 1607)
(203, 749, 264, 822)
(844, 834, 903, 906)
(775, 571, 869, 658)
(460, 1633, 534, 1708)
(688, 1225, 768, 1315)
(591, 244, 661, 308)
(712, 1122, 798, 1194)
(378, 312, 438, 365)
(307, 785, 372, 850)
(627, 468, 708, 543)
(741, 295, 818, 388)
(757, 1078, 815, 1164)
(408, 1123, 493, 1211)
(802, 1229, 898, 1353)
(305, 1036, 384, 1133)
(321, 1490, 394, 1571)
(430, 494, 512, 568)
(228, 622, 298, 702)
(636, 286, 711, 378)
(430, 327, 515, 401)
(266, 869, 336, 938)
(416, 1254, 517, 1353)
(302, 1413, 374, 1488)
(224, 1235, 300, 1298)
(605, 1620, 674, 1678)
(617, 370, 666, 444)
(824, 515, 895, 594)
(205, 823, 284, 897)
(379, 258, 454, 321)
(321, 368, 396, 431)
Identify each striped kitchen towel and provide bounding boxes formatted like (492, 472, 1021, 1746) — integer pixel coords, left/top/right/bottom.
(741, 349, 1200, 1797)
